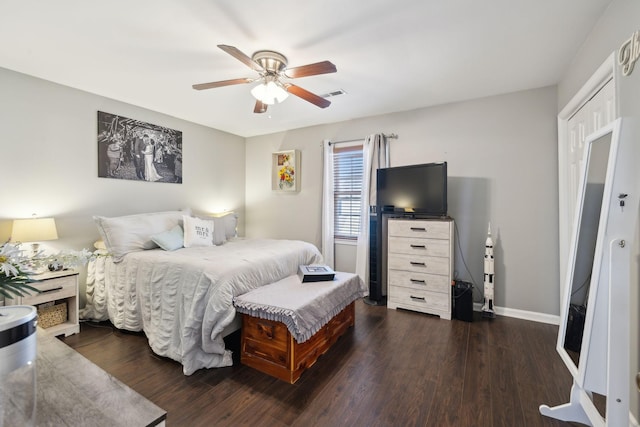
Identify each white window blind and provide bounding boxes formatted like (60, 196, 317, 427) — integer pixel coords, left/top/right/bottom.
(333, 144, 363, 240)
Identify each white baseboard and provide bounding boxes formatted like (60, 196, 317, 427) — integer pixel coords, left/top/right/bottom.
(473, 303, 560, 325)
(631, 411, 639, 427)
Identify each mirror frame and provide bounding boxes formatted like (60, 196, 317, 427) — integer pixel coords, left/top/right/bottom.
(555, 118, 621, 389)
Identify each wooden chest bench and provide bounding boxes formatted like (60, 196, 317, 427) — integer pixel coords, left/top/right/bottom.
(233, 272, 363, 383)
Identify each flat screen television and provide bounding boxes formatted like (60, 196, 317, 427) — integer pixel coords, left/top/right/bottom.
(376, 162, 447, 216)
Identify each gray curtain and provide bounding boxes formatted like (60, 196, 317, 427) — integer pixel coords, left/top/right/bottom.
(355, 134, 389, 288)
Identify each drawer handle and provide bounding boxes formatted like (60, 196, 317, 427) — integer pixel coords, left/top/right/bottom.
(410, 227, 426, 232)
(257, 322, 275, 339)
(253, 349, 271, 358)
(410, 262, 425, 266)
(40, 286, 64, 294)
(410, 295, 426, 302)
(410, 244, 426, 249)
(410, 279, 426, 284)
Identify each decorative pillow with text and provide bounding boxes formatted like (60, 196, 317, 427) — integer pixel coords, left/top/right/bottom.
(183, 216, 214, 247)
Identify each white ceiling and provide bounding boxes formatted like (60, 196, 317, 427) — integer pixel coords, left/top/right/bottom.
(0, 0, 612, 137)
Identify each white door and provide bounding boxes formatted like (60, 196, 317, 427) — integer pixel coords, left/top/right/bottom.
(565, 79, 616, 238)
(559, 73, 616, 299)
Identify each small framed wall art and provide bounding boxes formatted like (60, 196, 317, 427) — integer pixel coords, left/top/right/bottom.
(272, 150, 300, 192)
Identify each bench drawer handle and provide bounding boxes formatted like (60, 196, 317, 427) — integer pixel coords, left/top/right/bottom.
(410, 262, 425, 266)
(410, 296, 426, 302)
(410, 244, 426, 249)
(410, 279, 426, 284)
(410, 227, 426, 232)
(257, 322, 275, 339)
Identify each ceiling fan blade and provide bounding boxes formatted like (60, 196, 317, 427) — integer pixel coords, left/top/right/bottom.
(254, 100, 268, 114)
(284, 61, 337, 79)
(192, 78, 253, 90)
(284, 84, 331, 108)
(217, 44, 264, 72)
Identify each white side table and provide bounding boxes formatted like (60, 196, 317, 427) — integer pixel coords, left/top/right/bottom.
(6, 269, 79, 337)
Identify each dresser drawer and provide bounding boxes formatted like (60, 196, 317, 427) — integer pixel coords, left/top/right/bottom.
(21, 275, 77, 306)
(387, 269, 450, 293)
(388, 219, 451, 239)
(387, 253, 450, 276)
(388, 286, 450, 312)
(388, 236, 449, 257)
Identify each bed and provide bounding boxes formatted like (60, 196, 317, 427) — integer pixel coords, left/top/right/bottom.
(80, 210, 324, 375)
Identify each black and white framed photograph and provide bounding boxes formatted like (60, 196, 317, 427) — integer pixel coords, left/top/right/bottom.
(97, 111, 183, 183)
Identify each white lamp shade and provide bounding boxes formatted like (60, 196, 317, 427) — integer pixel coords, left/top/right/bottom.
(11, 218, 58, 243)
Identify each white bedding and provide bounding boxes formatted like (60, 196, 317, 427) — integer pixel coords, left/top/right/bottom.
(80, 238, 323, 375)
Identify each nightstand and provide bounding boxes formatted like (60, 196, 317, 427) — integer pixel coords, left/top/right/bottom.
(6, 269, 80, 337)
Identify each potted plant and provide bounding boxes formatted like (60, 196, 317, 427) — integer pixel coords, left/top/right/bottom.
(0, 242, 39, 299)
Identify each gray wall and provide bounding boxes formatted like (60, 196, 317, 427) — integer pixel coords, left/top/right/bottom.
(245, 86, 560, 316)
(557, 0, 640, 419)
(0, 67, 246, 304)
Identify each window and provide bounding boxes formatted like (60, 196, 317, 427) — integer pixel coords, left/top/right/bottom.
(333, 144, 363, 240)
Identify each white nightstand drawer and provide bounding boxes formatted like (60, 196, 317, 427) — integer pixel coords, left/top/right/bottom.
(387, 253, 449, 276)
(388, 236, 449, 257)
(388, 286, 449, 312)
(387, 269, 450, 293)
(388, 219, 450, 239)
(22, 276, 76, 306)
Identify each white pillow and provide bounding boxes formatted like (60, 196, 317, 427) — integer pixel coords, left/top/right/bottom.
(217, 212, 238, 239)
(191, 213, 226, 245)
(191, 212, 238, 245)
(183, 216, 214, 247)
(211, 217, 228, 245)
(151, 225, 184, 251)
(94, 210, 186, 262)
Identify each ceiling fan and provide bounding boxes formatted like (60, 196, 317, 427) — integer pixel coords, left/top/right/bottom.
(193, 45, 337, 114)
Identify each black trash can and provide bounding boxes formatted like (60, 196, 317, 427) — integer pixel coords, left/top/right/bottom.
(564, 304, 586, 353)
(453, 280, 473, 322)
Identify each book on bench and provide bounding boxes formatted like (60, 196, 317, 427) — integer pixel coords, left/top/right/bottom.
(298, 264, 335, 282)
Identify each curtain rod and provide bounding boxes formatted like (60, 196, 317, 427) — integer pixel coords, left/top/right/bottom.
(328, 133, 398, 146)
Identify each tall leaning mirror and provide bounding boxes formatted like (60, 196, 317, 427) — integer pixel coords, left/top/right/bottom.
(556, 118, 620, 394)
(541, 117, 632, 425)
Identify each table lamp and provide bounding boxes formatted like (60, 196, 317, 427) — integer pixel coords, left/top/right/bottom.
(11, 217, 59, 257)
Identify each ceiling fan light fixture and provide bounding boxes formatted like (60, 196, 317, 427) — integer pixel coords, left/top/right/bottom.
(194, 45, 335, 112)
(251, 80, 289, 105)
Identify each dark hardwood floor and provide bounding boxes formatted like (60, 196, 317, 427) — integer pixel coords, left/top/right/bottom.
(61, 301, 580, 426)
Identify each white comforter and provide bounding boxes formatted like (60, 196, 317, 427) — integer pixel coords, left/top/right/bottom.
(81, 238, 323, 375)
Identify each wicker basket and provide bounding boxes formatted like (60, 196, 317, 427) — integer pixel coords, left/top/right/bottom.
(37, 302, 68, 329)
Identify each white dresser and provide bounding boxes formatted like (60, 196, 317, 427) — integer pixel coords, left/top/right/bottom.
(386, 217, 454, 319)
